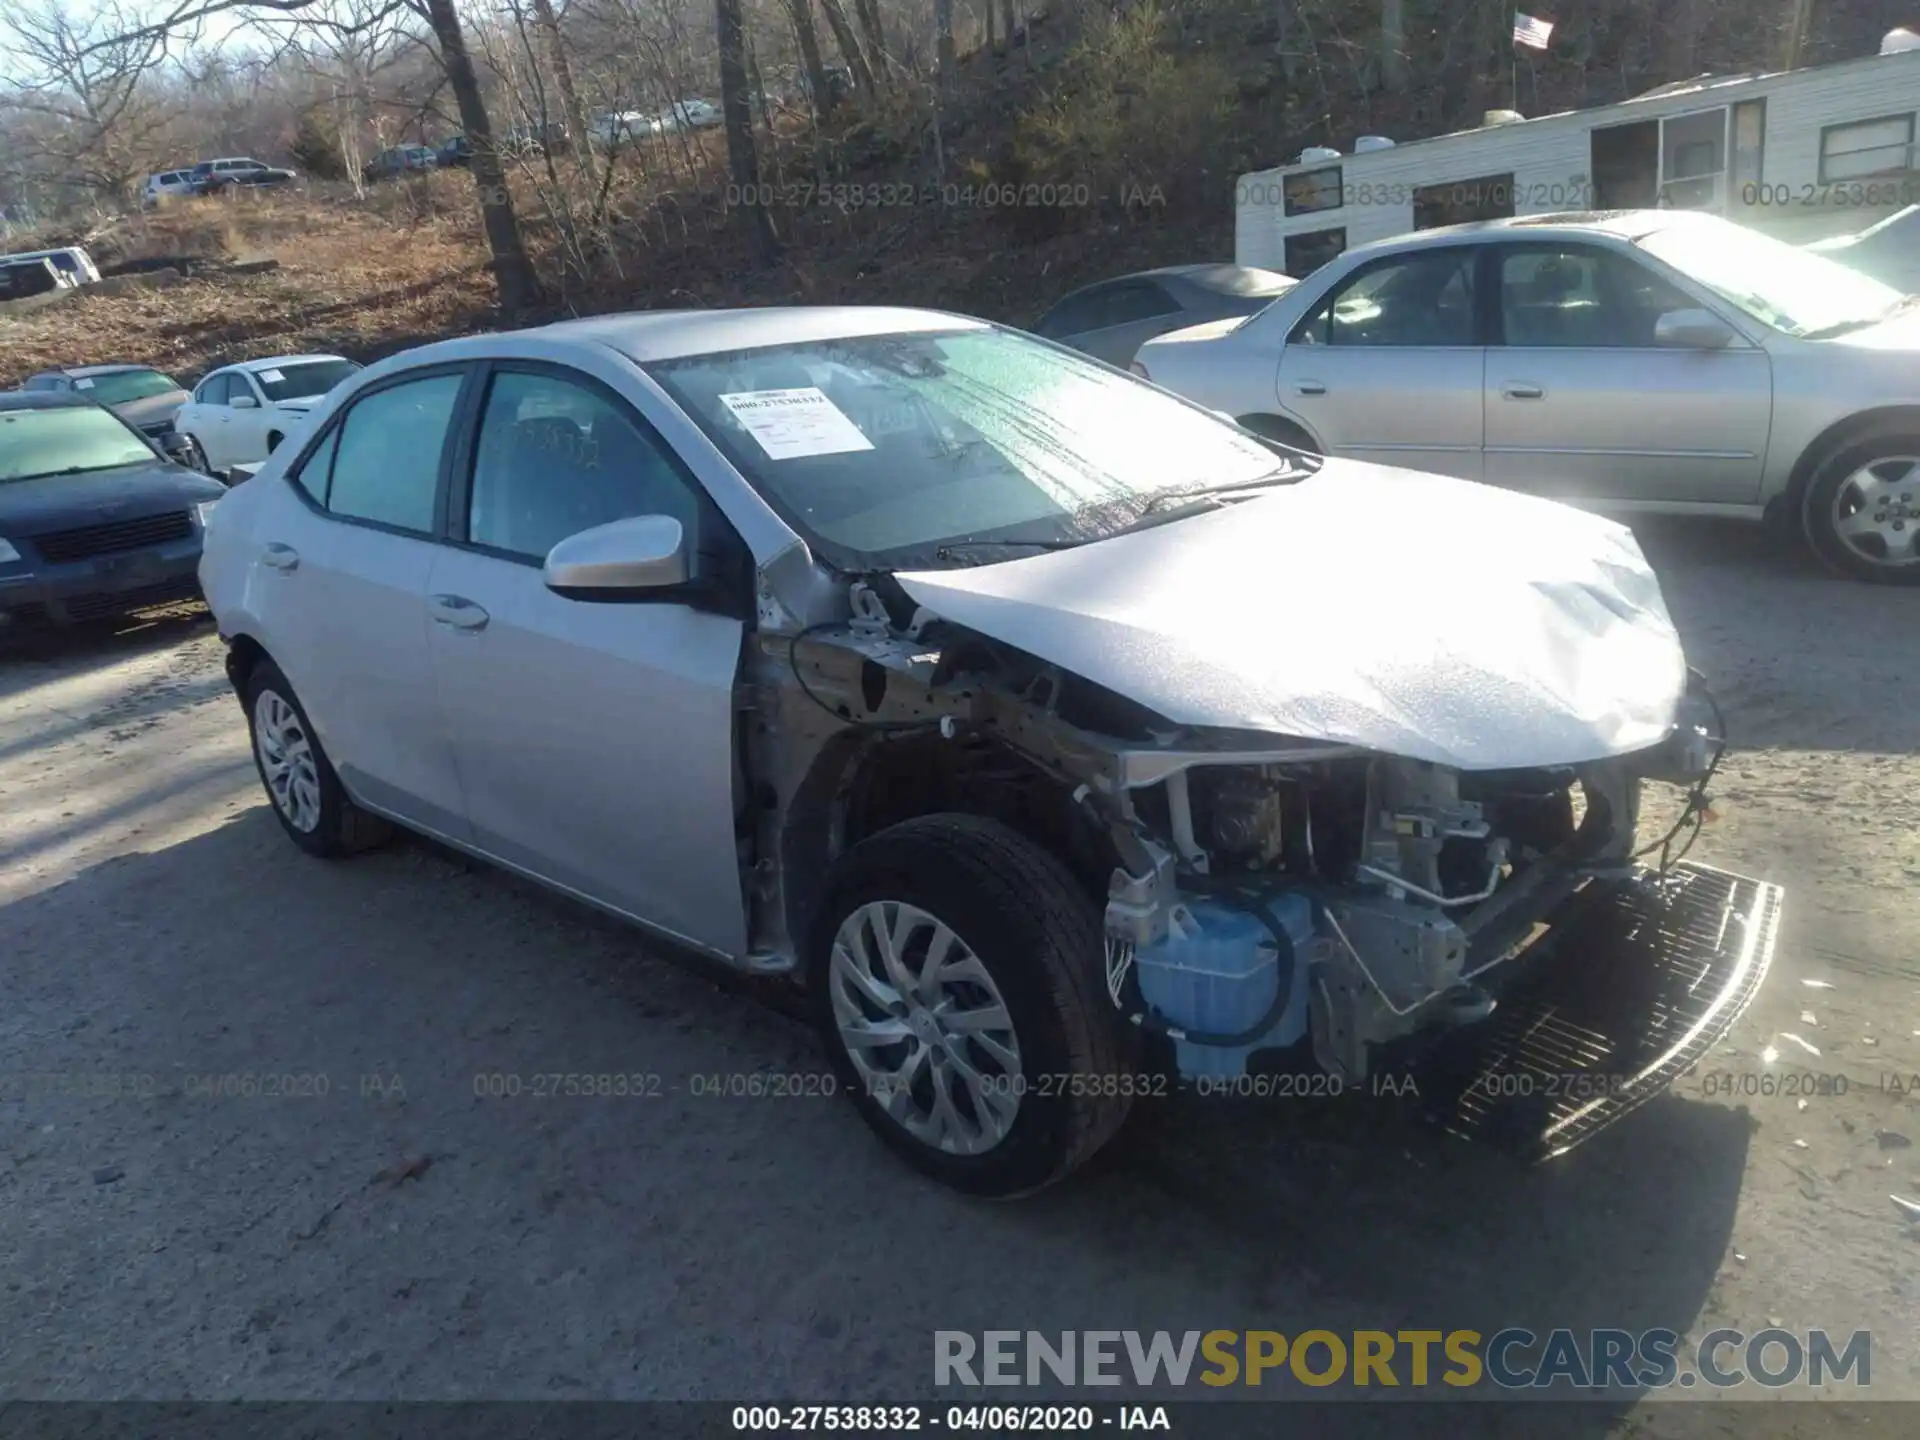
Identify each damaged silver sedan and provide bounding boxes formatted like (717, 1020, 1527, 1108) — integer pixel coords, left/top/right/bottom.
(198, 307, 1784, 1196)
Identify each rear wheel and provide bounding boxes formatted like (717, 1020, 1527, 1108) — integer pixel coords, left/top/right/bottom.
(810, 815, 1133, 1197)
(1802, 429, 1920, 584)
(242, 661, 391, 857)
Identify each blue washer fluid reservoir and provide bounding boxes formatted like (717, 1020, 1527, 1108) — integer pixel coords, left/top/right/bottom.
(1131, 892, 1316, 1081)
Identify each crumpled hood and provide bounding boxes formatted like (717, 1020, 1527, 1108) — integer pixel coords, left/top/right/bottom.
(896, 463, 1687, 771)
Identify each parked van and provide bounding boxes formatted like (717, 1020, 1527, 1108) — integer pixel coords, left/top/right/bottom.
(0, 245, 101, 285)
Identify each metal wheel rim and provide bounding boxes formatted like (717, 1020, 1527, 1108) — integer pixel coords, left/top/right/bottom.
(829, 900, 1023, 1156)
(253, 689, 322, 833)
(1831, 456, 1920, 568)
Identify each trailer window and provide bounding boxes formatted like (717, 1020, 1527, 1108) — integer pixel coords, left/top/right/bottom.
(1820, 114, 1915, 183)
(1284, 166, 1343, 217)
(1284, 228, 1346, 278)
(1413, 173, 1514, 229)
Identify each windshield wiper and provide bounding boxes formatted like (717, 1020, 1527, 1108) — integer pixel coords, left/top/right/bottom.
(1140, 466, 1307, 514)
(932, 538, 1083, 563)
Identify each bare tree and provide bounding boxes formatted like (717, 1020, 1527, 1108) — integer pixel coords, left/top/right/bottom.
(1779, 0, 1815, 71)
(1379, 0, 1406, 92)
(415, 0, 541, 309)
(0, 0, 188, 202)
(933, 0, 954, 87)
(817, 0, 876, 97)
(784, 0, 834, 116)
(528, 0, 597, 183)
(716, 0, 776, 260)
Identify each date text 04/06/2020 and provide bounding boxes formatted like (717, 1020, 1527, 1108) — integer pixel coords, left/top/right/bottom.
(730, 1405, 1169, 1432)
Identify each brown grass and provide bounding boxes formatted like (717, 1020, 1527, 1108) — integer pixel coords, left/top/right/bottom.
(1, 189, 498, 385)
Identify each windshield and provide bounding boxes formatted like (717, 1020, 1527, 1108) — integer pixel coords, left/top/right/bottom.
(646, 327, 1287, 569)
(75, 369, 182, 405)
(0, 406, 155, 482)
(253, 359, 358, 402)
(1636, 221, 1905, 337)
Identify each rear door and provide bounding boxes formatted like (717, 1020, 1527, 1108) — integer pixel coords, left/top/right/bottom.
(421, 360, 751, 956)
(245, 366, 474, 838)
(1276, 244, 1486, 478)
(180, 373, 230, 468)
(227, 370, 273, 462)
(1481, 241, 1772, 504)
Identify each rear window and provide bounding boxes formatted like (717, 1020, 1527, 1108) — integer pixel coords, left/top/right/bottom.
(253, 359, 359, 402)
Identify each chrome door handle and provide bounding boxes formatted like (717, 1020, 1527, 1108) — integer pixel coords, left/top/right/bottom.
(1295, 380, 1327, 396)
(1501, 382, 1546, 400)
(429, 594, 490, 631)
(261, 543, 299, 572)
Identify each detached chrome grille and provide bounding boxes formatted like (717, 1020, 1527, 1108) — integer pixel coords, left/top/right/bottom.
(1410, 862, 1784, 1160)
(31, 511, 194, 563)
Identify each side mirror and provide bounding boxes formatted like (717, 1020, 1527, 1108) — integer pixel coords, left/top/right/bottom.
(544, 515, 688, 596)
(158, 431, 198, 465)
(1654, 308, 1736, 350)
(230, 393, 259, 409)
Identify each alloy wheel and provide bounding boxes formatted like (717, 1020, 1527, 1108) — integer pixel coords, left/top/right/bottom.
(828, 900, 1023, 1156)
(253, 689, 322, 833)
(1830, 456, 1920, 569)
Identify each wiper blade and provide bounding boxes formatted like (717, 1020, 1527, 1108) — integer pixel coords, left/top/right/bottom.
(1141, 467, 1306, 514)
(932, 538, 1083, 562)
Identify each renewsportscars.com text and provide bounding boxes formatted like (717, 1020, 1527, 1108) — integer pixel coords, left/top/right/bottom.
(934, 1328, 1871, 1391)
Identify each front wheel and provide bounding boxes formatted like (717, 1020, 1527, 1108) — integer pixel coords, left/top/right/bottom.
(177, 435, 209, 473)
(810, 815, 1133, 1197)
(1802, 431, 1920, 584)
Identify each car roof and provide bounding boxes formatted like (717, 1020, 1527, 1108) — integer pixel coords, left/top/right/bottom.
(44, 363, 168, 379)
(1337, 208, 1699, 263)
(389, 306, 992, 369)
(0, 390, 100, 412)
(232, 353, 349, 372)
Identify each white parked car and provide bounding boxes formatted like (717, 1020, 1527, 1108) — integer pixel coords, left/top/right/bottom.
(143, 169, 197, 206)
(589, 111, 658, 147)
(1134, 210, 1920, 584)
(660, 98, 722, 131)
(0, 244, 101, 285)
(197, 306, 1778, 1195)
(175, 355, 362, 475)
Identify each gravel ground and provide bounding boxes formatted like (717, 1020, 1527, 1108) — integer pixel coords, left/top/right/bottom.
(1, 521, 1916, 1431)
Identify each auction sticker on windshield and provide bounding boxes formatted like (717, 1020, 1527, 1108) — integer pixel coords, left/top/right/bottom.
(721, 387, 875, 460)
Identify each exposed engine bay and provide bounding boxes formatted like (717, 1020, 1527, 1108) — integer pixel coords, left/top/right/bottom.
(742, 575, 1743, 1096)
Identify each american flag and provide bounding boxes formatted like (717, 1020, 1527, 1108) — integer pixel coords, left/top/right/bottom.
(1513, 11, 1555, 49)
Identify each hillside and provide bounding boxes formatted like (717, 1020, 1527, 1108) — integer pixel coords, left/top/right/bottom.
(4, 0, 1915, 386)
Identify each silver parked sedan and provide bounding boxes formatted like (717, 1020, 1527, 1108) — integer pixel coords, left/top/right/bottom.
(1030, 264, 1296, 366)
(200, 308, 1778, 1194)
(1135, 211, 1920, 584)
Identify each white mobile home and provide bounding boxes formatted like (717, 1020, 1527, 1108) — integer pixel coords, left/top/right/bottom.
(1235, 38, 1920, 274)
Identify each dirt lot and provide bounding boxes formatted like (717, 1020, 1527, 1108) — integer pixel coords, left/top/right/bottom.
(0, 520, 1916, 1427)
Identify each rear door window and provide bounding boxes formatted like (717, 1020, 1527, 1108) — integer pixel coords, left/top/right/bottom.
(318, 372, 464, 532)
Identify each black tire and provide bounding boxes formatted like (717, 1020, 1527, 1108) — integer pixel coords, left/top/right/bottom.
(1801, 425, 1920, 585)
(266, 431, 284, 453)
(1237, 413, 1321, 457)
(241, 661, 391, 858)
(809, 814, 1133, 1197)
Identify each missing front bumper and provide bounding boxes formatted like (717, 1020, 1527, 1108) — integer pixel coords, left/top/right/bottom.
(1407, 861, 1783, 1161)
